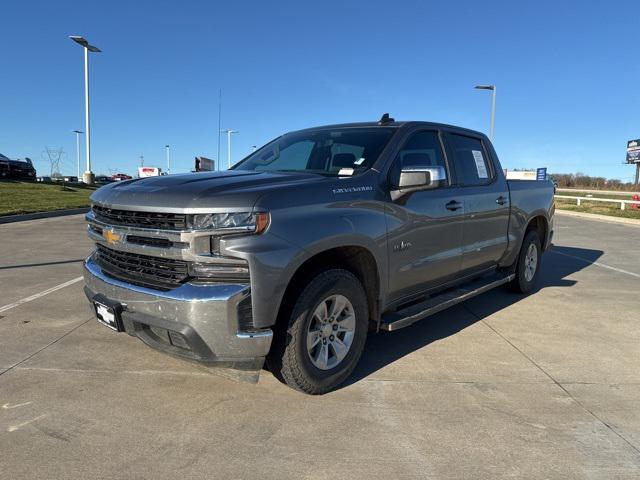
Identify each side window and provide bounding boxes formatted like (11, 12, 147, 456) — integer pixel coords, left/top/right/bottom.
(448, 134, 493, 186)
(389, 130, 447, 186)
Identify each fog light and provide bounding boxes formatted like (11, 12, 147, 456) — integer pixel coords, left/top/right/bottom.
(168, 331, 190, 350)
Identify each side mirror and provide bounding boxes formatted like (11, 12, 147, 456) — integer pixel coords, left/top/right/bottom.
(391, 166, 446, 200)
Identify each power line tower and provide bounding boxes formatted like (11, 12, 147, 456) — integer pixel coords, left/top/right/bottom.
(42, 147, 65, 177)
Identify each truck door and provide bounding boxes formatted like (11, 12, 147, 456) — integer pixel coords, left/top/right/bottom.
(444, 132, 510, 273)
(385, 130, 465, 303)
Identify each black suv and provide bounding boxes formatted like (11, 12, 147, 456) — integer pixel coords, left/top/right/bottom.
(0, 154, 36, 180)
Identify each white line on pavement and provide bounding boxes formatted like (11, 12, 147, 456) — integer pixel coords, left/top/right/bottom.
(2, 401, 33, 409)
(0, 276, 83, 314)
(2, 402, 33, 410)
(7, 414, 47, 432)
(550, 249, 640, 279)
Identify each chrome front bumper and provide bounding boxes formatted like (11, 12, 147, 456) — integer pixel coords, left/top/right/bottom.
(83, 253, 273, 367)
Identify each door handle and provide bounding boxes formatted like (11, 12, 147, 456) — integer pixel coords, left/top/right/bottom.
(496, 195, 508, 205)
(445, 200, 462, 211)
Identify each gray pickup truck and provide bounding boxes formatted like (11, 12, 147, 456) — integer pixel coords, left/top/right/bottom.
(83, 116, 554, 394)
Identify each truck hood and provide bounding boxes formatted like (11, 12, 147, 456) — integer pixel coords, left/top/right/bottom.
(90, 170, 323, 212)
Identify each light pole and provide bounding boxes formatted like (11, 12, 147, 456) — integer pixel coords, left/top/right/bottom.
(72, 130, 84, 180)
(475, 85, 496, 141)
(70, 36, 101, 184)
(220, 129, 238, 169)
(165, 145, 171, 174)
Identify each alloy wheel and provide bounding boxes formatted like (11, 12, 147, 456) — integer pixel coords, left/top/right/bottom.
(306, 294, 356, 370)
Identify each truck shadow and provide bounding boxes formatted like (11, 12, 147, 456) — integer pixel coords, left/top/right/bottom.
(344, 245, 604, 388)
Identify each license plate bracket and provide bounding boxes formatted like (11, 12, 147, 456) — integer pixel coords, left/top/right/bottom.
(92, 294, 125, 332)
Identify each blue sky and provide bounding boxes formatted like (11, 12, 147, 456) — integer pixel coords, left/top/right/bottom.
(1, 0, 638, 181)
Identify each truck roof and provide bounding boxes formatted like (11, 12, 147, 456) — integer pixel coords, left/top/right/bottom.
(293, 120, 488, 139)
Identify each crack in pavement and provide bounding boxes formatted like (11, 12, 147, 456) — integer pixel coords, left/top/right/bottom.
(462, 304, 640, 457)
(0, 318, 92, 379)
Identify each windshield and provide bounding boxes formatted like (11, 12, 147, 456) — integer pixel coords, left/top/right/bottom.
(232, 127, 396, 175)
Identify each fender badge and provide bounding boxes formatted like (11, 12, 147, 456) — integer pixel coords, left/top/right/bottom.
(332, 185, 374, 195)
(393, 241, 412, 252)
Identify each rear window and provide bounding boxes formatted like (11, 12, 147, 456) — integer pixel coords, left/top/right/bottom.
(448, 134, 492, 186)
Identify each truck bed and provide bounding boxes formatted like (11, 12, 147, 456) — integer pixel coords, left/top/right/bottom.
(508, 179, 555, 216)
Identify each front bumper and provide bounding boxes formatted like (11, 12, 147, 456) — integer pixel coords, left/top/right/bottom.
(83, 253, 273, 368)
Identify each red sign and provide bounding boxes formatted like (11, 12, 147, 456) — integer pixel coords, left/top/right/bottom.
(138, 167, 161, 177)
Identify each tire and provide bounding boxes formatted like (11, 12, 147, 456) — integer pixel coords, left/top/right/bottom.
(508, 230, 542, 294)
(267, 269, 368, 394)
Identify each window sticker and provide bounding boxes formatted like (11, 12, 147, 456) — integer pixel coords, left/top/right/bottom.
(471, 150, 488, 178)
(354, 157, 366, 165)
(338, 168, 354, 176)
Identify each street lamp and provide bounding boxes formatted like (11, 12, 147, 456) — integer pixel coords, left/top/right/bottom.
(72, 130, 84, 180)
(475, 84, 496, 141)
(70, 35, 101, 184)
(165, 145, 171, 174)
(220, 129, 239, 169)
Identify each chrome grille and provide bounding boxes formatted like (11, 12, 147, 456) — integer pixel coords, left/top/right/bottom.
(95, 244, 189, 291)
(92, 205, 187, 230)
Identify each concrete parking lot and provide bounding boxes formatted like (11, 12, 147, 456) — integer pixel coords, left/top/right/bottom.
(0, 213, 639, 479)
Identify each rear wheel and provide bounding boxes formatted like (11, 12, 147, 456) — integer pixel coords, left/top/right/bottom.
(508, 230, 542, 293)
(268, 269, 368, 394)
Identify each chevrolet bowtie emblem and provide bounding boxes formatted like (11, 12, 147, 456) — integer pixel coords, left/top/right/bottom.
(103, 229, 121, 245)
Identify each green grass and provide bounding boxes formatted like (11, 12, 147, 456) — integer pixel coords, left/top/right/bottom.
(555, 198, 640, 219)
(0, 181, 97, 216)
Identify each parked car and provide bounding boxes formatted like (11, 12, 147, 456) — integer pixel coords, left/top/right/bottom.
(0, 154, 36, 180)
(50, 176, 78, 183)
(83, 116, 555, 394)
(112, 173, 133, 181)
(95, 175, 116, 185)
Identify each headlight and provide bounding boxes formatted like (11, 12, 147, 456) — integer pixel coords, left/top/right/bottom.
(188, 212, 270, 234)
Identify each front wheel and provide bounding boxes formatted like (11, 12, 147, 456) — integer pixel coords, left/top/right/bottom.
(268, 269, 368, 394)
(508, 230, 542, 293)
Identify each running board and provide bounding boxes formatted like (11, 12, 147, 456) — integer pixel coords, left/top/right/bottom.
(380, 272, 515, 332)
